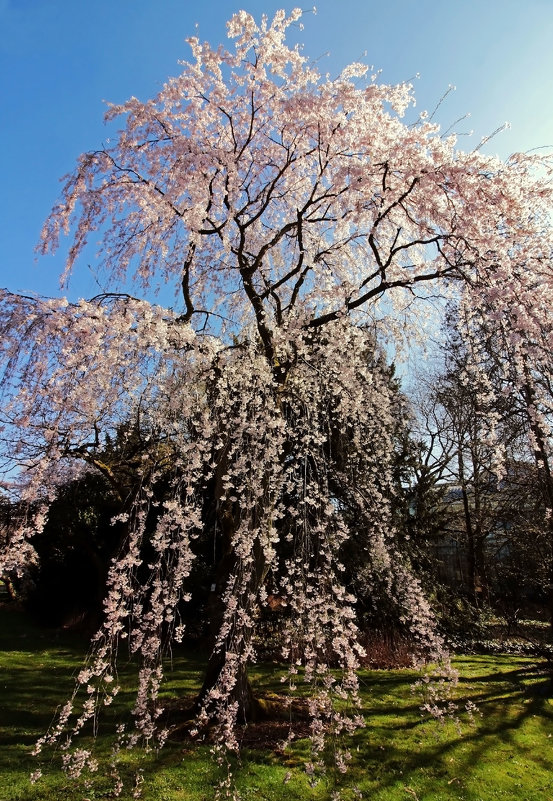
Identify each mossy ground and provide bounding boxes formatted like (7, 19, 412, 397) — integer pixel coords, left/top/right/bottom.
(1, 607, 552, 801)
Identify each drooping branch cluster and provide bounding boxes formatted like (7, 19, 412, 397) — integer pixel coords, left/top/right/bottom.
(5, 303, 446, 781)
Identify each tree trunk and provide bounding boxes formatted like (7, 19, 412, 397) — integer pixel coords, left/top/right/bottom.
(458, 450, 480, 605)
(522, 379, 553, 632)
(193, 362, 289, 724)
(196, 646, 257, 724)
(194, 493, 269, 724)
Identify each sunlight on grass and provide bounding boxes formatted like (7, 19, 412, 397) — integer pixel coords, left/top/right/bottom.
(1, 608, 552, 801)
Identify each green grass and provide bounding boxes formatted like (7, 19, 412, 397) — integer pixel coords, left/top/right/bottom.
(1, 607, 553, 801)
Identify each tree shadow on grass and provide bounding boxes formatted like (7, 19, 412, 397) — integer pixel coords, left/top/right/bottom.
(0, 607, 211, 800)
(342, 658, 553, 800)
(3, 608, 553, 800)
(227, 658, 553, 799)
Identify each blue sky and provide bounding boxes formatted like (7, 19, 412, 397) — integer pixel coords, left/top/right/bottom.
(1, 0, 552, 301)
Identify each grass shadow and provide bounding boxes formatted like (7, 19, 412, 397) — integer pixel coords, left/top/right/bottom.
(3, 607, 553, 800)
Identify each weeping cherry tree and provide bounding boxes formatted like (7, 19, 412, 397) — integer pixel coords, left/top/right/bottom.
(1, 6, 553, 788)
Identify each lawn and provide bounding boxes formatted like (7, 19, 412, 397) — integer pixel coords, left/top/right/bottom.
(1, 607, 552, 801)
